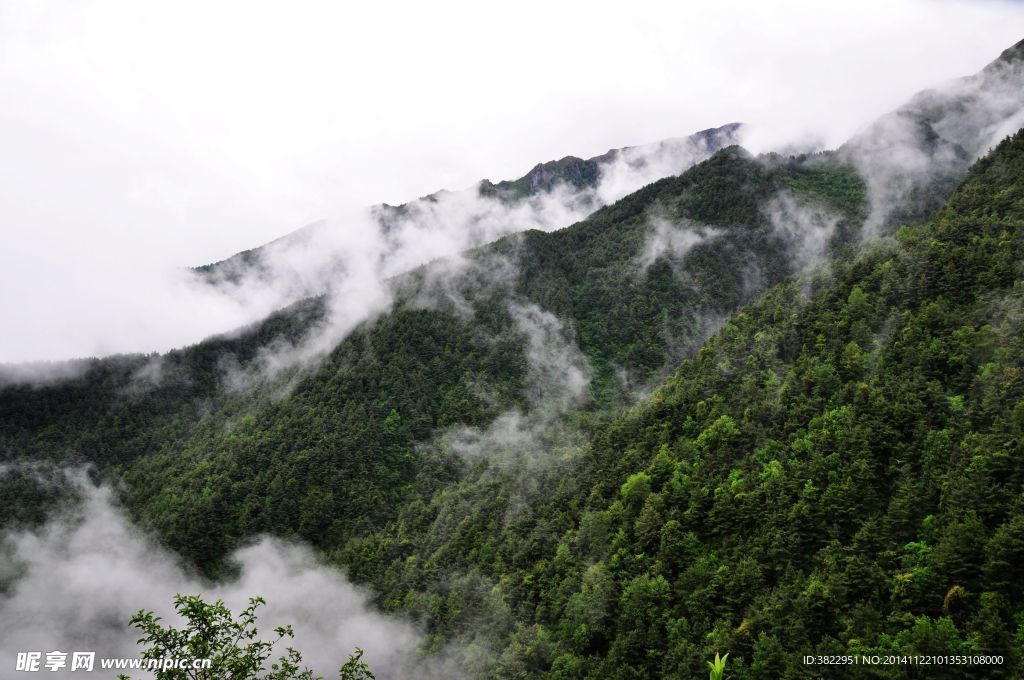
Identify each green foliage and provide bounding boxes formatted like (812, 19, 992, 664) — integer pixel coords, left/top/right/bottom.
(0, 463, 79, 530)
(123, 594, 374, 680)
(126, 595, 313, 679)
(332, 129, 1024, 677)
(707, 652, 728, 680)
(338, 649, 375, 680)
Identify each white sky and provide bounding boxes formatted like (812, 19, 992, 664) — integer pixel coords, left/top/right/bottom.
(1, 0, 1023, 362)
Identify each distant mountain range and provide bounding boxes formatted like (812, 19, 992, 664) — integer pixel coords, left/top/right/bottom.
(191, 123, 743, 294)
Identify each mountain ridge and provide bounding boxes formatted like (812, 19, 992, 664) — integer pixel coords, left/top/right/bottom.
(193, 123, 743, 280)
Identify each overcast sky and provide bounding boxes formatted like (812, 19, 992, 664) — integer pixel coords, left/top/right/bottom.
(1, 0, 1023, 362)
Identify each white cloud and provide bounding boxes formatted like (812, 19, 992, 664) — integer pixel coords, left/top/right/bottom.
(763, 191, 840, 270)
(444, 302, 590, 467)
(0, 0, 1021, 361)
(637, 216, 722, 272)
(843, 41, 1024, 235)
(0, 477, 451, 679)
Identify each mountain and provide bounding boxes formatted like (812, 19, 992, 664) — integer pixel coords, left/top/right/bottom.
(190, 123, 743, 301)
(841, 37, 1024, 234)
(0, 143, 868, 557)
(347, 121, 1024, 680)
(477, 123, 743, 201)
(3, 39, 1024, 680)
(377, 121, 1024, 679)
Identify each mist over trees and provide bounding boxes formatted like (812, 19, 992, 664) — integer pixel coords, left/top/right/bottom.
(2, 35, 1024, 680)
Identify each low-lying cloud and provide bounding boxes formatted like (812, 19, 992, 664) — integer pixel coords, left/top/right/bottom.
(140, 127, 739, 386)
(198, 125, 739, 312)
(445, 302, 590, 469)
(763, 190, 840, 270)
(0, 476, 453, 679)
(843, 42, 1024, 236)
(637, 216, 722, 272)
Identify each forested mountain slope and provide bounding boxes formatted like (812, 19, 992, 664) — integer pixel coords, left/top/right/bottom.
(345, 127, 1024, 679)
(2, 39, 1024, 680)
(0, 143, 866, 564)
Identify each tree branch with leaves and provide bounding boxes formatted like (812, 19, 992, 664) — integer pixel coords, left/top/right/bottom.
(119, 594, 374, 680)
